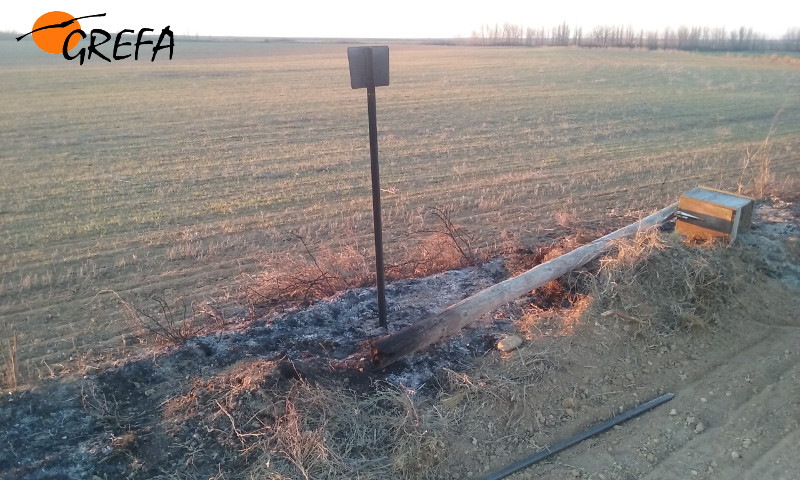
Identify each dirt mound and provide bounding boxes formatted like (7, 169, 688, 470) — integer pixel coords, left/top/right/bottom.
(1, 200, 798, 480)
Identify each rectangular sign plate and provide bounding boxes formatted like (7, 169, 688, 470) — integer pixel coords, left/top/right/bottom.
(347, 46, 389, 89)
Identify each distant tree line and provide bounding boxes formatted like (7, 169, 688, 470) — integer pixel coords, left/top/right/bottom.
(471, 23, 800, 52)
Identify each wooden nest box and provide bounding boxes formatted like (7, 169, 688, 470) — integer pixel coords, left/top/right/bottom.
(675, 186, 754, 243)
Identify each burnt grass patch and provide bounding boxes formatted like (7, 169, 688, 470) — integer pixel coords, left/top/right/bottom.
(0, 259, 525, 479)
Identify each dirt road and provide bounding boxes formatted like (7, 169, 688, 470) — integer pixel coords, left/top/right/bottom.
(483, 276, 799, 480)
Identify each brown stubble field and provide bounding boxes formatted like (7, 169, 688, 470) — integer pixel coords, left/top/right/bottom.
(1, 39, 799, 386)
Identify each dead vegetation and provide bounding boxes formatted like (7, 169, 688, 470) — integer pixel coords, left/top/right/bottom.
(737, 107, 782, 199)
(587, 229, 748, 335)
(243, 206, 485, 312)
(156, 358, 445, 480)
(106, 290, 232, 347)
(1, 324, 18, 390)
(251, 380, 444, 480)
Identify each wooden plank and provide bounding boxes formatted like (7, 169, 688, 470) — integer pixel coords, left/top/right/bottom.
(675, 208, 736, 235)
(679, 196, 735, 223)
(370, 203, 678, 369)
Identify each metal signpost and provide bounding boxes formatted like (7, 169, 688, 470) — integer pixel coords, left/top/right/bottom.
(347, 46, 390, 328)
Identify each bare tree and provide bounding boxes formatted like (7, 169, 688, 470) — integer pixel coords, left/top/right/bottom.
(677, 26, 689, 49)
(663, 27, 675, 49)
(711, 27, 727, 50)
(624, 25, 636, 48)
(592, 26, 608, 47)
(552, 22, 570, 46)
(468, 21, 789, 52)
(645, 30, 659, 50)
(784, 28, 800, 51)
(502, 23, 524, 45)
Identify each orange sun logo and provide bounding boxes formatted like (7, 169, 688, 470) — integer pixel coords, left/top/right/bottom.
(30, 11, 82, 54)
(17, 12, 174, 65)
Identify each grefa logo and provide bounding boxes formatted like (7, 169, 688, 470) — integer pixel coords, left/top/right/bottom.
(16, 12, 174, 65)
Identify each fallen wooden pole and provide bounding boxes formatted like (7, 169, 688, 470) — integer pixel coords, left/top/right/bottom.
(371, 203, 678, 368)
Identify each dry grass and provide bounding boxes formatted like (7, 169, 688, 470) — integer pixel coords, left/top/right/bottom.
(517, 292, 593, 340)
(244, 207, 483, 311)
(260, 381, 443, 480)
(737, 107, 784, 198)
(1, 324, 18, 390)
(244, 241, 375, 309)
(158, 358, 444, 480)
(103, 290, 230, 347)
(588, 229, 746, 335)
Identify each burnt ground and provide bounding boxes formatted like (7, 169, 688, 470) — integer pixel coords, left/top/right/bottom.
(1, 199, 798, 480)
(0, 258, 514, 479)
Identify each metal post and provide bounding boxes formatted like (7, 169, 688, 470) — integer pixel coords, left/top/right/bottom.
(364, 48, 388, 328)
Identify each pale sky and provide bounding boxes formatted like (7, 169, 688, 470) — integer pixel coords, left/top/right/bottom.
(3, 1, 798, 39)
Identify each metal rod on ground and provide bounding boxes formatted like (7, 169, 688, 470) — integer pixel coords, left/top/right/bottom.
(371, 203, 678, 368)
(481, 393, 676, 480)
(365, 48, 388, 328)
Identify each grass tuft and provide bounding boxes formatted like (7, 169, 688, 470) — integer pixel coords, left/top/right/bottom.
(588, 229, 745, 334)
(1, 324, 18, 390)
